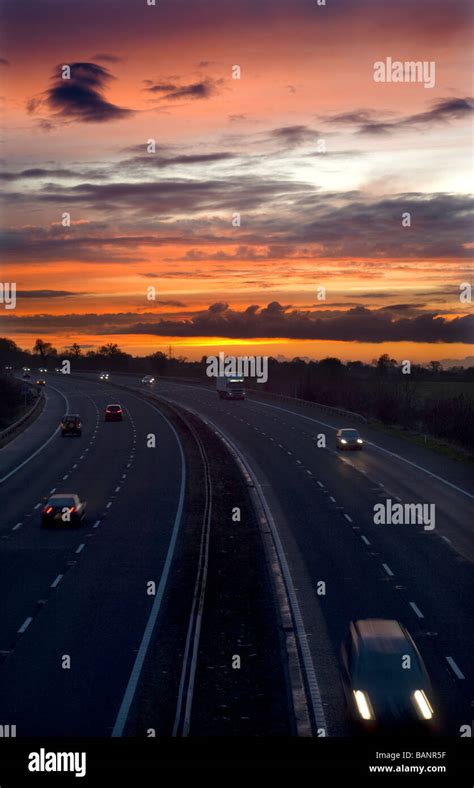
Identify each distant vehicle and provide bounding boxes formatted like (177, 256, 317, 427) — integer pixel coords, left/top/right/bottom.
(216, 376, 246, 400)
(336, 428, 364, 450)
(99, 372, 109, 381)
(41, 494, 86, 527)
(61, 414, 82, 437)
(22, 371, 31, 379)
(341, 619, 436, 731)
(22, 366, 30, 371)
(141, 375, 155, 384)
(35, 379, 46, 386)
(4, 365, 12, 373)
(105, 403, 123, 421)
(38, 367, 48, 373)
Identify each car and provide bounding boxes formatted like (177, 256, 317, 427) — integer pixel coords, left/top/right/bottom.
(341, 619, 436, 732)
(141, 375, 155, 384)
(41, 494, 86, 527)
(61, 414, 82, 437)
(4, 365, 12, 372)
(22, 371, 31, 379)
(38, 367, 48, 373)
(99, 372, 109, 381)
(35, 379, 46, 386)
(105, 403, 123, 421)
(336, 428, 364, 450)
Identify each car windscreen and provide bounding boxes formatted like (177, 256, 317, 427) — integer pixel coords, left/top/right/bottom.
(48, 498, 75, 508)
(355, 649, 423, 688)
(107, 405, 121, 411)
(341, 430, 359, 438)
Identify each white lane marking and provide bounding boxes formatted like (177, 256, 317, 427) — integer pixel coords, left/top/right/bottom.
(115, 486, 121, 493)
(344, 513, 353, 523)
(106, 502, 112, 509)
(122, 474, 127, 479)
(296, 459, 302, 464)
(360, 535, 371, 546)
(127, 463, 131, 468)
(80, 455, 84, 459)
(330, 496, 336, 503)
(72, 463, 77, 469)
(445, 656, 465, 680)
(441, 535, 451, 544)
(317, 481, 324, 488)
(243, 398, 474, 499)
(49, 487, 56, 494)
(287, 451, 292, 455)
(112, 398, 187, 738)
(75, 543, 85, 554)
(12, 523, 22, 531)
(409, 602, 424, 619)
(382, 563, 394, 577)
(51, 574, 63, 588)
(93, 520, 101, 529)
(62, 474, 69, 480)
(306, 470, 312, 475)
(0, 386, 69, 483)
(33, 503, 41, 510)
(18, 617, 33, 634)
(278, 443, 283, 448)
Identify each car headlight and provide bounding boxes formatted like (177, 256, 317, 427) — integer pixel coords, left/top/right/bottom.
(357, 439, 363, 444)
(413, 690, 434, 720)
(341, 439, 347, 444)
(353, 690, 373, 720)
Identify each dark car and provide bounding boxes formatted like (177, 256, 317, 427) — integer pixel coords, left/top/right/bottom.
(336, 428, 364, 450)
(341, 619, 436, 732)
(41, 494, 86, 527)
(105, 403, 123, 421)
(35, 379, 46, 386)
(61, 414, 82, 436)
(22, 371, 31, 379)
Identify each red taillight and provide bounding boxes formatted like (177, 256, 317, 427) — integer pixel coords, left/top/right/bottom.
(69, 507, 75, 513)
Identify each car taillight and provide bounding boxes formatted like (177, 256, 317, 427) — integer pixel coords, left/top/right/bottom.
(69, 507, 75, 513)
(45, 506, 53, 514)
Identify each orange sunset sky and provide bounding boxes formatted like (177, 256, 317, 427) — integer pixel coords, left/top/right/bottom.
(0, 0, 473, 363)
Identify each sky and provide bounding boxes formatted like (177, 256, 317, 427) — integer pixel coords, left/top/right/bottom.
(0, 0, 473, 363)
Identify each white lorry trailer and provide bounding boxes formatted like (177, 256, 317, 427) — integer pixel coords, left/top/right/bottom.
(216, 376, 246, 400)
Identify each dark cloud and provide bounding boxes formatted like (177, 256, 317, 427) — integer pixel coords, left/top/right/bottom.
(123, 152, 236, 169)
(16, 290, 85, 298)
(44, 62, 133, 123)
(110, 302, 474, 344)
(145, 78, 220, 101)
(323, 98, 473, 136)
(268, 125, 322, 148)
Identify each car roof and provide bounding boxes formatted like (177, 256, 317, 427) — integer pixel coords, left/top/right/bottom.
(64, 414, 80, 418)
(353, 619, 411, 651)
(49, 493, 79, 501)
(107, 403, 121, 407)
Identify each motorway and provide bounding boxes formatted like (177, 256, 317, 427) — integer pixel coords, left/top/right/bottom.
(108, 372, 473, 737)
(0, 370, 472, 737)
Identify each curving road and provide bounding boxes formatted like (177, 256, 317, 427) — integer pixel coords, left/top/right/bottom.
(103, 372, 473, 737)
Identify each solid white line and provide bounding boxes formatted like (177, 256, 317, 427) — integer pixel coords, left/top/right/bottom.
(18, 617, 33, 634)
(344, 513, 353, 523)
(409, 602, 424, 619)
(51, 574, 63, 588)
(75, 543, 85, 554)
(0, 386, 69, 483)
(441, 535, 451, 544)
(112, 399, 187, 738)
(237, 398, 474, 499)
(12, 523, 21, 531)
(445, 656, 465, 680)
(93, 520, 101, 529)
(382, 563, 394, 577)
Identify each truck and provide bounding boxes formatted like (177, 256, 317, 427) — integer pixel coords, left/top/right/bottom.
(216, 376, 245, 400)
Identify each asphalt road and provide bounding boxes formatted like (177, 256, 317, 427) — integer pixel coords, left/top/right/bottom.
(0, 370, 472, 737)
(105, 373, 473, 737)
(0, 374, 186, 735)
